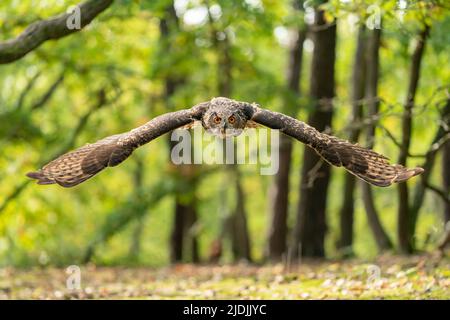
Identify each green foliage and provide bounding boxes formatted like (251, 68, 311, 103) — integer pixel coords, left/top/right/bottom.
(0, 0, 449, 268)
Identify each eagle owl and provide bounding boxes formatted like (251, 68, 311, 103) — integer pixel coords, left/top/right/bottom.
(27, 97, 423, 188)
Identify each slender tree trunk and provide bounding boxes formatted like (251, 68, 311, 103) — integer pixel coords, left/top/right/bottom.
(267, 0, 306, 262)
(361, 25, 392, 251)
(397, 25, 430, 253)
(410, 99, 450, 236)
(170, 200, 185, 262)
(218, 37, 252, 261)
(444, 139, 450, 224)
(231, 167, 252, 261)
(169, 148, 200, 263)
(169, 163, 200, 263)
(159, 3, 200, 263)
(184, 197, 200, 263)
(362, 186, 393, 249)
(361, 27, 393, 251)
(337, 25, 367, 256)
(129, 157, 145, 259)
(292, 7, 336, 258)
(213, 27, 252, 262)
(440, 135, 450, 250)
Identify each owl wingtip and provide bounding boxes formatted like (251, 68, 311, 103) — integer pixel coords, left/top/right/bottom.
(26, 171, 55, 185)
(26, 171, 40, 179)
(413, 167, 425, 176)
(391, 166, 424, 184)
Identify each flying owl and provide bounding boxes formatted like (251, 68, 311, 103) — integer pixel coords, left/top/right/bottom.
(27, 97, 423, 188)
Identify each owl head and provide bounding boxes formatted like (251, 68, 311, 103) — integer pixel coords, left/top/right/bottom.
(202, 97, 249, 138)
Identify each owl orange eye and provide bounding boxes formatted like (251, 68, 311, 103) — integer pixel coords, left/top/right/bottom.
(213, 116, 222, 124)
(228, 115, 236, 124)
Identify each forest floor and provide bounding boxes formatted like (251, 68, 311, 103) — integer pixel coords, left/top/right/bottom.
(1, 253, 448, 299)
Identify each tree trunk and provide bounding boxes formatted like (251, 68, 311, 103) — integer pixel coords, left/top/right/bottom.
(361, 185, 393, 249)
(292, 7, 336, 258)
(169, 147, 200, 263)
(444, 139, 450, 224)
(267, 135, 292, 260)
(159, 3, 200, 263)
(170, 200, 185, 262)
(129, 157, 145, 260)
(184, 199, 200, 263)
(410, 99, 450, 238)
(440, 135, 450, 250)
(337, 25, 367, 256)
(169, 163, 200, 263)
(361, 26, 393, 251)
(397, 25, 430, 254)
(267, 0, 306, 262)
(231, 166, 252, 261)
(212, 24, 252, 262)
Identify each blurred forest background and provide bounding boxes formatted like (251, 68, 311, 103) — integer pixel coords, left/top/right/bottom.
(0, 0, 449, 270)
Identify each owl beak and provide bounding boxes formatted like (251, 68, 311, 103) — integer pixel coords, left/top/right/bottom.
(220, 126, 227, 138)
(219, 125, 243, 138)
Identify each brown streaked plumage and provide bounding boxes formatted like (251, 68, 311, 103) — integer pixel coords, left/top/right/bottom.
(27, 97, 423, 188)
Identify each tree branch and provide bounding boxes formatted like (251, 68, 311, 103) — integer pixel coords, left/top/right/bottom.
(15, 71, 42, 110)
(0, 0, 113, 64)
(3, 73, 65, 141)
(377, 123, 429, 158)
(30, 72, 65, 111)
(424, 183, 450, 205)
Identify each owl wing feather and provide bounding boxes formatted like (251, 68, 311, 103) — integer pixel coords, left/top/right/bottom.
(27, 134, 130, 187)
(250, 106, 423, 187)
(27, 104, 209, 187)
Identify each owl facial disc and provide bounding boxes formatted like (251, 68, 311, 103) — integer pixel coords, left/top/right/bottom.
(202, 97, 248, 139)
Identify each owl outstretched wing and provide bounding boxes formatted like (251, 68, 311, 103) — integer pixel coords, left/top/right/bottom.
(27, 104, 209, 187)
(27, 98, 423, 188)
(250, 106, 423, 187)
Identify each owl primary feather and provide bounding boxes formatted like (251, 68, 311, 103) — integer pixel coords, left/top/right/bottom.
(27, 97, 423, 188)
